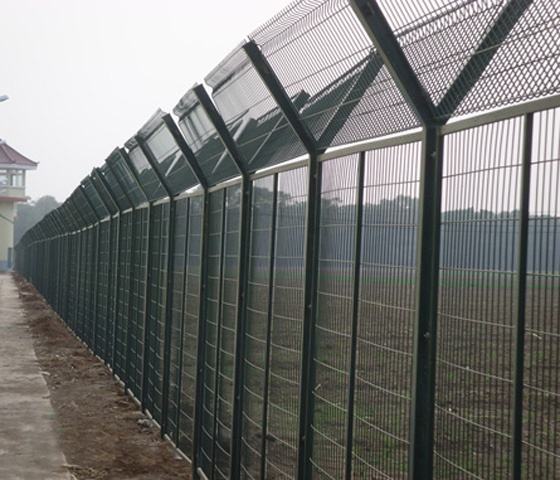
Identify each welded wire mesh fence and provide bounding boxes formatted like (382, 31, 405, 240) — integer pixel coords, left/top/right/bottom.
(15, 1, 560, 479)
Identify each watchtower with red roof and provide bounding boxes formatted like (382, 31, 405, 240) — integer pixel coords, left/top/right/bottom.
(0, 140, 37, 271)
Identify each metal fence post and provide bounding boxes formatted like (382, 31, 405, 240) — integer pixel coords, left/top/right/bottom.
(78, 186, 101, 351)
(258, 173, 279, 479)
(192, 189, 210, 475)
(297, 153, 322, 479)
(137, 136, 177, 439)
(163, 113, 210, 453)
(344, 151, 365, 479)
(409, 125, 443, 480)
(120, 150, 153, 413)
(94, 169, 123, 372)
(174, 196, 191, 446)
(193, 84, 252, 480)
(242, 41, 324, 480)
(511, 112, 533, 480)
(106, 158, 137, 392)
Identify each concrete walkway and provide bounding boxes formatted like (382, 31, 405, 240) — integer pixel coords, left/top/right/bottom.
(0, 273, 69, 480)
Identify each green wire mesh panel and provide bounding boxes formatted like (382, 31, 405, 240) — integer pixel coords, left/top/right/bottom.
(83, 227, 96, 348)
(353, 143, 420, 478)
(309, 155, 359, 478)
(60, 235, 71, 320)
(46, 238, 60, 306)
(95, 220, 111, 361)
(114, 212, 133, 380)
(524, 107, 560, 479)
(105, 152, 147, 208)
(127, 207, 150, 401)
(215, 185, 241, 480)
(105, 218, 120, 368)
(145, 202, 170, 423)
(265, 167, 307, 478)
(166, 197, 189, 441)
(178, 194, 204, 456)
(199, 189, 226, 476)
(240, 175, 275, 479)
(127, 144, 168, 202)
(198, 185, 242, 480)
(435, 117, 523, 478)
(250, 0, 419, 151)
(144, 121, 200, 196)
(174, 90, 242, 186)
(207, 48, 308, 174)
(76, 231, 88, 339)
(68, 232, 81, 332)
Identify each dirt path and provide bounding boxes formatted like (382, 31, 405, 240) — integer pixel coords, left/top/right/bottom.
(13, 274, 191, 480)
(0, 273, 70, 480)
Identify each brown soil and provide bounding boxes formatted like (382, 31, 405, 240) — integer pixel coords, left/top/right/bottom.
(13, 274, 191, 480)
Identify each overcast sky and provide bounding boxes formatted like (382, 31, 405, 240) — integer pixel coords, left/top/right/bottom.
(0, 0, 290, 202)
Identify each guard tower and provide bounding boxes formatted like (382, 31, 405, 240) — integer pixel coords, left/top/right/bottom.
(0, 140, 37, 271)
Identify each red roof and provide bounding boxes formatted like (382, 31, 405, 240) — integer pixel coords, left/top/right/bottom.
(0, 141, 38, 167)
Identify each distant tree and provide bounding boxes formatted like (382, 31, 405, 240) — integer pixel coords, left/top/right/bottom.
(14, 196, 60, 244)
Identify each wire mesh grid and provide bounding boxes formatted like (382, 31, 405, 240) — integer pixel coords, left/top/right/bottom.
(145, 124, 200, 196)
(104, 219, 120, 368)
(523, 107, 560, 479)
(106, 153, 147, 208)
(240, 175, 275, 479)
(83, 179, 109, 220)
(85, 227, 97, 347)
(435, 117, 524, 479)
(208, 48, 308, 173)
(128, 145, 168, 202)
(308, 155, 358, 479)
(440, 0, 560, 119)
(14, 1, 560, 477)
(145, 202, 170, 424)
(95, 220, 111, 360)
(77, 230, 88, 342)
(199, 189, 226, 477)
(78, 231, 87, 338)
(166, 197, 189, 441)
(175, 98, 241, 186)
(214, 185, 242, 480)
(114, 212, 133, 380)
(127, 207, 150, 400)
(178, 194, 204, 455)
(352, 142, 421, 479)
(250, 0, 419, 150)
(265, 167, 308, 478)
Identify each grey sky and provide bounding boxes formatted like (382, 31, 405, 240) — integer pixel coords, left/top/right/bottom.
(0, 0, 289, 202)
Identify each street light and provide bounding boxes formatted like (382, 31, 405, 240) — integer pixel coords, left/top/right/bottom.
(0, 95, 9, 102)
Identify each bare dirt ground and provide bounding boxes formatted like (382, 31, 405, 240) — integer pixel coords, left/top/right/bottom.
(13, 274, 191, 480)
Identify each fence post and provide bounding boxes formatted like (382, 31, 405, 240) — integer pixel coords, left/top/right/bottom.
(120, 148, 153, 413)
(137, 135, 177, 439)
(258, 173, 278, 478)
(94, 168, 123, 372)
(511, 112, 533, 480)
(174, 196, 191, 446)
(409, 125, 443, 479)
(78, 185, 101, 351)
(297, 153, 322, 479)
(85, 178, 111, 361)
(344, 151, 365, 479)
(193, 84, 252, 480)
(242, 41, 323, 479)
(192, 189, 210, 475)
(163, 114, 210, 452)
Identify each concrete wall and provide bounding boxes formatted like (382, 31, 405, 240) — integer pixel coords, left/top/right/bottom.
(0, 201, 15, 271)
